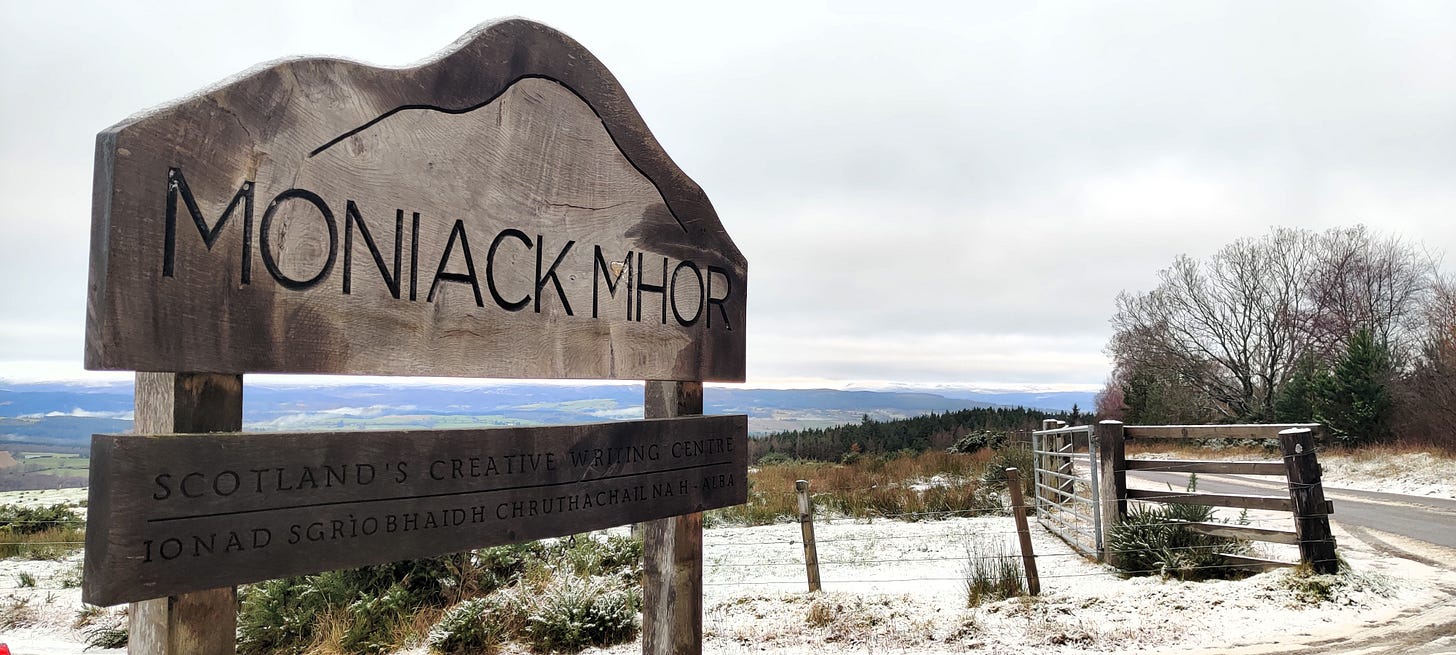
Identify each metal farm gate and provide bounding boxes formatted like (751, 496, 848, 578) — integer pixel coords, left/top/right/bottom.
(1031, 421, 1102, 557)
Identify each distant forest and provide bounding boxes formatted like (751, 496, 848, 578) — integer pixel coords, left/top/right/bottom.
(750, 406, 1077, 463)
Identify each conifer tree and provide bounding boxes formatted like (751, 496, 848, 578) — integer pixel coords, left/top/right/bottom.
(1317, 326, 1395, 445)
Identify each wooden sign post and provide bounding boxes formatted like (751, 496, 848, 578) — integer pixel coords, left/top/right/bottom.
(84, 19, 746, 655)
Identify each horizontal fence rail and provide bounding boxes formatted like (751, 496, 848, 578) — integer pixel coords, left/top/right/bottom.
(1170, 521, 1299, 545)
(1123, 459, 1289, 475)
(1098, 421, 1338, 574)
(1122, 424, 1321, 440)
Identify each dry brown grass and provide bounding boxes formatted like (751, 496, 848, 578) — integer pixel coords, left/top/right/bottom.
(710, 450, 1001, 526)
(0, 525, 85, 560)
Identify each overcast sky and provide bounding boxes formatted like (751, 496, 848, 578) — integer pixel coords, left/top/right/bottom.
(1, 1, 1453, 389)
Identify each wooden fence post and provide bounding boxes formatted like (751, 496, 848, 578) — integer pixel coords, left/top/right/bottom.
(1005, 468, 1040, 595)
(795, 480, 822, 593)
(1094, 420, 1126, 566)
(1278, 427, 1338, 574)
(642, 381, 704, 655)
(1037, 419, 1057, 504)
(129, 372, 241, 655)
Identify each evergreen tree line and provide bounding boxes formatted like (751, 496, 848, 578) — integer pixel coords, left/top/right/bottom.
(1101, 225, 1456, 448)
(749, 406, 1069, 463)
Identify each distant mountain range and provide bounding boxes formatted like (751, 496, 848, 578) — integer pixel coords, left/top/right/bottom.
(0, 380, 1094, 446)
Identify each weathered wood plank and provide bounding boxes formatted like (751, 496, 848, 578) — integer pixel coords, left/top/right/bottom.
(1124, 459, 1288, 476)
(1123, 424, 1320, 440)
(1126, 488, 1295, 512)
(1172, 521, 1299, 545)
(1005, 469, 1040, 595)
(1281, 428, 1339, 574)
(1095, 420, 1127, 567)
(642, 380, 704, 655)
(122, 372, 241, 655)
(84, 415, 746, 606)
(85, 19, 746, 382)
(1219, 554, 1295, 572)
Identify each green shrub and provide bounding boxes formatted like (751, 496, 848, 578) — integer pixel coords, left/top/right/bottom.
(979, 446, 1035, 503)
(948, 431, 1008, 454)
(342, 583, 420, 654)
(428, 597, 498, 653)
(239, 536, 639, 655)
(756, 452, 793, 466)
(0, 503, 82, 534)
(1106, 503, 1248, 580)
(427, 590, 528, 654)
(553, 534, 643, 583)
(237, 576, 328, 654)
(0, 503, 85, 560)
(524, 574, 640, 652)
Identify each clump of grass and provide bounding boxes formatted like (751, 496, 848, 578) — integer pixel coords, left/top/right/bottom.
(805, 598, 834, 627)
(960, 535, 1026, 606)
(0, 595, 36, 630)
(73, 603, 105, 629)
(16, 571, 36, 587)
(978, 445, 1035, 504)
(57, 562, 83, 589)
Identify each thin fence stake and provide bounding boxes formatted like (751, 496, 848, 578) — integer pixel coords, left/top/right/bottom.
(795, 479, 822, 592)
(1005, 468, 1040, 595)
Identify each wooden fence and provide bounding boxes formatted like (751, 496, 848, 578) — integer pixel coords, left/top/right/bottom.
(1094, 421, 1338, 574)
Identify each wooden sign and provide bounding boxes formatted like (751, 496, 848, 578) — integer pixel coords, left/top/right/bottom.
(83, 415, 746, 606)
(84, 19, 746, 382)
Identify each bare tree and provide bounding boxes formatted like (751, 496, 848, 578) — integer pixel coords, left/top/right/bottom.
(1398, 276, 1456, 444)
(1306, 226, 1436, 363)
(1109, 228, 1319, 420)
(1108, 225, 1441, 423)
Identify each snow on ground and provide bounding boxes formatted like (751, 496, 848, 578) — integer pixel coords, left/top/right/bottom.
(3, 470, 1455, 654)
(645, 515, 1446, 654)
(0, 488, 87, 511)
(0, 553, 125, 655)
(1319, 452, 1456, 499)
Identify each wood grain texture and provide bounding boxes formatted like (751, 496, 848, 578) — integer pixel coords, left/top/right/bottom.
(1279, 428, 1339, 574)
(122, 372, 241, 655)
(1171, 521, 1299, 545)
(1123, 424, 1320, 440)
(1094, 420, 1126, 567)
(642, 381, 703, 655)
(83, 414, 746, 606)
(1005, 468, 1039, 595)
(795, 479, 821, 593)
(1126, 488, 1298, 512)
(1123, 459, 1288, 476)
(86, 19, 746, 382)
(1218, 554, 1295, 572)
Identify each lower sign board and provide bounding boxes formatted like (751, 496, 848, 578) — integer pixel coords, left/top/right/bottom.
(83, 415, 746, 606)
